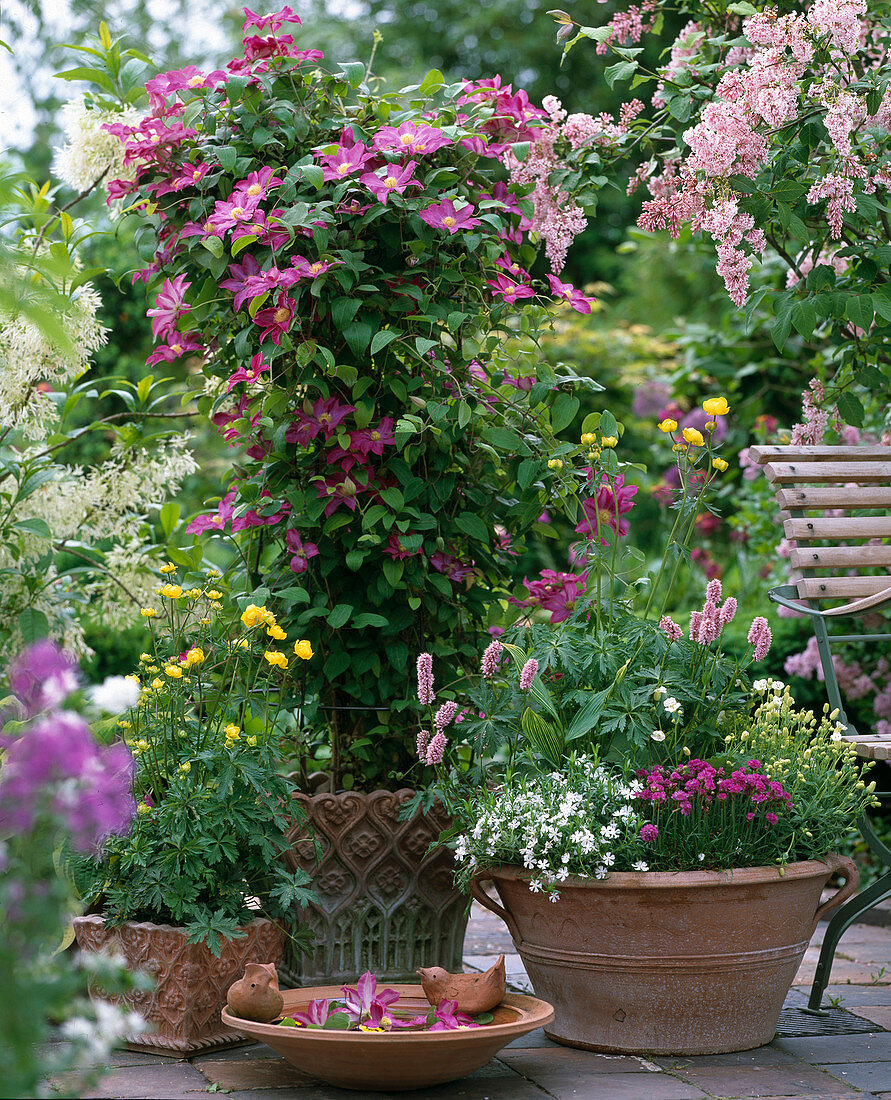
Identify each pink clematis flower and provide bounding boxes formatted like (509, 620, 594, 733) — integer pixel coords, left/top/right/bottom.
(226, 352, 270, 392)
(360, 160, 422, 205)
(286, 397, 356, 446)
(252, 292, 296, 345)
(419, 199, 481, 235)
(486, 273, 535, 304)
(146, 331, 203, 365)
(316, 472, 368, 516)
(241, 5, 301, 31)
(427, 999, 479, 1031)
(220, 254, 263, 311)
(372, 121, 452, 156)
(575, 474, 638, 543)
(205, 193, 261, 235)
(146, 275, 191, 340)
(319, 141, 375, 182)
(233, 167, 284, 201)
(341, 973, 400, 1026)
(292, 998, 330, 1027)
(547, 274, 597, 315)
(286, 529, 319, 573)
(383, 533, 420, 560)
(510, 569, 587, 623)
(349, 418, 395, 456)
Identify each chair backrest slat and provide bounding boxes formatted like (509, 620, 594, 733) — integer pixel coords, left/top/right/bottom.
(749, 445, 891, 462)
(764, 461, 891, 484)
(784, 516, 891, 540)
(790, 544, 891, 569)
(776, 486, 891, 509)
(798, 576, 891, 599)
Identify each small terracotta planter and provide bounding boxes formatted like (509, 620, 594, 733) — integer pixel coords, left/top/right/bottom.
(282, 789, 468, 985)
(72, 915, 285, 1054)
(471, 855, 859, 1056)
(221, 983, 554, 1091)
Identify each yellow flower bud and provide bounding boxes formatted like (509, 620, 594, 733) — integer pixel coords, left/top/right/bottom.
(547, 458, 563, 470)
(205, 590, 223, 600)
(658, 418, 677, 433)
(294, 639, 314, 660)
(587, 449, 601, 462)
(206, 567, 222, 578)
(672, 442, 687, 453)
(247, 735, 257, 747)
(137, 802, 152, 815)
(179, 761, 191, 774)
(185, 587, 201, 599)
(159, 562, 177, 574)
(580, 432, 596, 446)
(151, 678, 165, 690)
(712, 457, 729, 472)
(704, 421, 717, 431)
(682, 427, 704, 447)
(600, 435, 618, 448)
(140, 607, 158, 618)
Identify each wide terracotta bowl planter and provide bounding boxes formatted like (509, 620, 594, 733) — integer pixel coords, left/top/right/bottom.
(73, 915, 285, 1054)
(282, 789, 468, 985)
(221, 983, 554, 1091)
(471, 855, 859, 1056)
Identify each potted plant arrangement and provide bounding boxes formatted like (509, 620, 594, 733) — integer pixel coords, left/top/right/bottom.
(71, 563, 317, 1054)
(70, 6, 609, 982)
(415, 402, 878, 1055)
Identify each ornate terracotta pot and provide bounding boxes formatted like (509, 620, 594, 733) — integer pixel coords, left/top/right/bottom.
(281, 789, 468, 985)
(471, 855, 859, 1056)
(72, 915, 284, 1054)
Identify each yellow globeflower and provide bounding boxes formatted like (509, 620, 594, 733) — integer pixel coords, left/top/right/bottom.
(241, 603, 271, 629)
(165, 665, 183, 679)
(658, 419, 677, 433)
(264, 650, 288, 669)
(672, 442, 688, 453)
(712, 457, 729, 472)
(139, 653, 153, 663)
(179, 761, 191, 774)
(182, 647, 205, 667)
(267, 623, 287, 641)
(141, 607, 158, 618)
(159, 584, 183, 599)
(682, 427, 704, 447)
(294, 639, 314, 660)
(206, 567, 222, 578)
(205, 590, 223, 600)
(702, 397, 730, 416)
(151, 677, 165, 690)
(224, 723, 241, 739)
(159, 562, 177, 575)
(185, 587, 202, 599)
(547, 458, 563, 471)
(704, 420, 717, 431)
(601, 435, 618, 448)
(580, 432, 597, 446)
(137, 802, 152, 815)
(246, 735, 258, 747)
(125, 673, 141, 684)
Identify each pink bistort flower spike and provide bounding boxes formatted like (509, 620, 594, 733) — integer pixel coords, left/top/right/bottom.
(434, 700, 458, 734)
(425, 731, 447, 765)
(519, 658, 539, 691)
(481, 638, 503, 678)
(416, 653, 434, 705)
(720, 597, 737, 626)
(748, 616, 772, 661)
(705, 577, 723, 604)
(689, 610, 703, 643)
(416, 729, 430, 761)
(659, 615, 683, 642)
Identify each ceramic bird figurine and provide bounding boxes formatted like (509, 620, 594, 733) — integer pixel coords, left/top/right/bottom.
(417, 954, 506, 1015)
(226, 962, 284, 1023)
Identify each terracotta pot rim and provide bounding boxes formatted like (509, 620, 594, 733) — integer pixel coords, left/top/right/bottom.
(72, 913, 278, 935)
(221, 986, 553, 1043)
(475, 856, 842, 890)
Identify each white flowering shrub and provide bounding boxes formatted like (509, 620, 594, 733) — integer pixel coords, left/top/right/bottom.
(54, 95, 141, 194)
(453, 756, 648, 896)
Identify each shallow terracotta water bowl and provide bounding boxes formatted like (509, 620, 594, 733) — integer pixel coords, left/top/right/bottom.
(221, 983, 554, 1091)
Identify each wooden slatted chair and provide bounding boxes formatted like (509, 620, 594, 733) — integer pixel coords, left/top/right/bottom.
(751, 444, 891, 1013)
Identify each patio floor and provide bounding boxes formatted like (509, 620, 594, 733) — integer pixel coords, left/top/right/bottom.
(54, 903, 891, 1100)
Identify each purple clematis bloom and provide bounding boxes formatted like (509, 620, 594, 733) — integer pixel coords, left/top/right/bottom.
(428, 999, 479, 1031)
(341, 972, 400, 1025)
(293, 998, 332, 1027)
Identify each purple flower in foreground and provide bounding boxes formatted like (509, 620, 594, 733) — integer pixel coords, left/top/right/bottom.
(341, 972, 399, 1025)
(640, 824, 659, 843)
(0, 711, 135, 853)
(293, 998, 332, 1027)
(7, 639, 79, 717)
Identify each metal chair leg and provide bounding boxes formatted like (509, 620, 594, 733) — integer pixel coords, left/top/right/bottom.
(805, 870, 891, 1013)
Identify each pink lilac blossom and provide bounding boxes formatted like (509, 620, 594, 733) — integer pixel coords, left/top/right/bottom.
(791, 378, 830, 445)
(481, 639, 504, 678)
(807, 174, 856, 238)
(417, 653, 435, 705)
(808, 0, 867, 54)
(520, 658, 539, 691)
(747, 617, 773, 661)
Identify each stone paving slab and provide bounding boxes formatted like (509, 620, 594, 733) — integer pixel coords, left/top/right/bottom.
(76, 1062, 209, 1098)
(774, 1034, 891, 1063)
(824, 1063, 891, 1093)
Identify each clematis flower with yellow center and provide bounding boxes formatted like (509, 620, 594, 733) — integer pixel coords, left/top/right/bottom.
(702, 396, 730, 416)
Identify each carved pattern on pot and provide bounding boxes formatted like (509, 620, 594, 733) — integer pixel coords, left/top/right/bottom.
(282, 789, 468, 986)
(73, 915, 284, 1054)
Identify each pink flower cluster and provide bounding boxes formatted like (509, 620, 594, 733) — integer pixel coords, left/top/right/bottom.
(509, 569, 587, 623)
(635, 758, 792, 822)
(689, 578, 738, 644)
